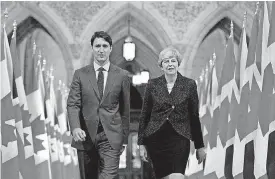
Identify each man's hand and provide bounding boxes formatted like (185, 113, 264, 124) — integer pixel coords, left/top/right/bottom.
(73, 128, 86, 142)
(139, 145, 149, 162)
(196, 147, 206, 164)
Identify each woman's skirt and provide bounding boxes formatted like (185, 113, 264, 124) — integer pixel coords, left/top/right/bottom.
(144, 121, 190, 179)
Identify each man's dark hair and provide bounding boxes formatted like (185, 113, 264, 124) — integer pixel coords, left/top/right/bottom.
(90, 31, 112, 47)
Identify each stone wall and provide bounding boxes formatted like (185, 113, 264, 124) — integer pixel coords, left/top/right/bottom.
(1, 1, 260, 82)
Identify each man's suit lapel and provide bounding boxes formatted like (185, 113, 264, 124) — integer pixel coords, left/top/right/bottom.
(101, 64, 118, 104)
(87, 64, 100, 100)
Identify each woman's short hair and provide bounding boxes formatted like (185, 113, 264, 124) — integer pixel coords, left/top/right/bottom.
(158, 46, 182, 67)
(90, 31, 112, 47)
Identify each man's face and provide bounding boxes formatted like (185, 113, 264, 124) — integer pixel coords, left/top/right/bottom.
(92, 37, 112, 65)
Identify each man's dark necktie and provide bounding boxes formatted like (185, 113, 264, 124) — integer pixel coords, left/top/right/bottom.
(97, 67, 105, 134)
(97, 67, 105, 99)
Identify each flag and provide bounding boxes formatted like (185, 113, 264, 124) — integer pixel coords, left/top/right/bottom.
(255, 2, 264, 75)
(203, 144, 219, 179)
(230, 80, 251, 177)
(266, 2, 275, 177)
(258, 63, 274, 135)
(268, 2, 275, 71)
(209, 56, 218, 109)
(23, 37, 51, 179)
(203, 63, 211, 106)
(218, 96, 230, 147)
(43, 71, 63, 179)
(200, 108, 212, 147)
(10, 37, 36, 170)
(9, 23, 27, 179)
(246, 4, 260, 69)
(236, 77, 252, 142)
(10, 22, 37, 179)
(55, 83, 69, 178)
(260, 2, 271, 73)
(49, 73, 57, 126)
(266, 103, 275, 178)
(244, 3, 269, 179)
(200, 60, 214, 146)
(224, 83, 240, 179)
(236, 3, 262, 141)
(240, 6, 262, 176)
(217, 32, 236, 98)
(224, 144, 234, 179)
(201, 57, 219, 179)
(204, 60, 214, 110)
(48, 123, 63, 179)
(238, 17, 249, 90)
(208, 102, 220, 149)
(63, 131, 73, 179)
(1, 85, 20, 179)
(217, 29, 236, 147)
(211, 65, 219, 108)
(71, 147, 81, 179)
(232, 131, 246, 178)
(56, 82, 68, 135)
(203, 96, 220, 178)
(48, 73, 66, 179)
(217, 34, 236, 179)
(245, 75, 261, 138)
(14, 103, 36, 179)
(231, 24, 247, 175)
(227, 10, 248, 147)
(241, 75, 260, 179)
(243, 141, 256, 179)
(1, 26, 20, 179)
(55, 124, 65, 179)
(254, 63, 274, 179)
(213, 137, 226, 179)
(227, 83, 240, 143)
(199, 70, 206, 115)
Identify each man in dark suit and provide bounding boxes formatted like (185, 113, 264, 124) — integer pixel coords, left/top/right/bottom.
(67, 31, 130, 179)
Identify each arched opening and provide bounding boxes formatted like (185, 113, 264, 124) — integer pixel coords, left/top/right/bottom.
(7, 16, 50, 43)
(183, 4, 253, 78)
(80, 3, 171, 79)
(4, 3, 74, 85)
(8, 16, 68, 91)
(202, 17, 250, 45)
(192, 17, 250, 80)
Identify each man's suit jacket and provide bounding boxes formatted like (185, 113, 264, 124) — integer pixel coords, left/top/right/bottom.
(138, 72, 204, 149)
(67, 63, 130, 150)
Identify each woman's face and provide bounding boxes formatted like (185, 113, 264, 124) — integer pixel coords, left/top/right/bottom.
(160, 51, 179, 75)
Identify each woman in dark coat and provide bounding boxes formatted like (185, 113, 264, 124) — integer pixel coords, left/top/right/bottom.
(138, 47, 206, 179)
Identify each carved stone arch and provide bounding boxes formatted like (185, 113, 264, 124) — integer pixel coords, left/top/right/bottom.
(182, 3, 254, 77)
(80, 2, 172, 71)
(5, 2, 74, 84)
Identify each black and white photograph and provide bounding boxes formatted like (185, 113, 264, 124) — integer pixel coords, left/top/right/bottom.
(1, 1, 275, 179)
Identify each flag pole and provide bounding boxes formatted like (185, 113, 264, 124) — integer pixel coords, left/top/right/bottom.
(0, 8, 9, 179)
(3, 8, 8, 29)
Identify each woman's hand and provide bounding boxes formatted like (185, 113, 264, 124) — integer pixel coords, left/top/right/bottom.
(196, 147, 206, 164)
(139, 145, 149, 162)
